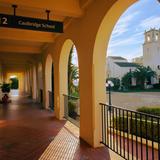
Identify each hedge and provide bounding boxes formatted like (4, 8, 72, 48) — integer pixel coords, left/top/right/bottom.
(137, 107, 160, 117)
(114, 116, 160, 142)
(68, 100, 78, 119)
(153, 84, 160, 89)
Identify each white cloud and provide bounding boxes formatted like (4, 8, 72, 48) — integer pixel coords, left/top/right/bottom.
(109, 48, 142, 61)
(72, 47, 79, 66)
(109, 36, 142, 48)
(112, 11, 140, 38)
(140, 16, 160, 30)
(108, 32, 143, 60)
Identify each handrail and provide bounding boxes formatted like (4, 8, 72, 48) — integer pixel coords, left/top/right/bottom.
(63, 94, 79, 99)
(99, 103, 160, 119)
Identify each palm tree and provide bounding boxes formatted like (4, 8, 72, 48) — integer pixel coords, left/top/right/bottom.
(68, 46, 79, 95)
(133, 66, 156, 89)
(121, 71, 133, 89)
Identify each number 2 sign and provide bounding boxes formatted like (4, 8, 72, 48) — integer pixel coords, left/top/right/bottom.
(0, 17, 8, 25)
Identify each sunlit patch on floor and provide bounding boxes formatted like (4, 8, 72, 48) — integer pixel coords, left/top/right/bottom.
(64, 121, 79, 138)
(0, 120, 7, 128)
(39, 125, 79, 160)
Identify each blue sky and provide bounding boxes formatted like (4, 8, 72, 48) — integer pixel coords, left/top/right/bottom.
(72, 46, 79, 66)
(108, 0, 160, 61)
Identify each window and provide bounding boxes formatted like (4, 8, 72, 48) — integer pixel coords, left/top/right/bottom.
(156, 34, 158, 41)
(147, 35, 150, 42)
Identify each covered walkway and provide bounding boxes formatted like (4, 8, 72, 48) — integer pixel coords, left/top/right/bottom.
(0, 96, 110, 160)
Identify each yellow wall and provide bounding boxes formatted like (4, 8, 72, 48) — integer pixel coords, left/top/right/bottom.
(42, 0, 138, 147)
(0, 63, 3, 83)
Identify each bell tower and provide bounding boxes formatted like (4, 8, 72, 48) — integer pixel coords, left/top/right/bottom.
(144, 28, 160, 43)
(143, 28, 160, 83)
(143, 28, 160, 68)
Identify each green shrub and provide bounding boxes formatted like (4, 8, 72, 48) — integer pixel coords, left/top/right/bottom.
(71, 92, 79, 97)
(114, 116, 129, 132)
(68, 100, 77, 119)
(121, 72, 132, 89)
(130, 118, 159, 142)
(10, 78, 19, 89)
(137, 107, 160, 117)
(106, 77, 120, 91)
(114, 116, 160, 142)
(1, 83, 11, 93)
(153, 83, 160, 89)
(128, 84, 142, 90)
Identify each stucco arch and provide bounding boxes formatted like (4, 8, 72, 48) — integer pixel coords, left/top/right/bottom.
(59, 39, 80, 119)
(92, 0, 138, 147)
(45, 54, 53, 109)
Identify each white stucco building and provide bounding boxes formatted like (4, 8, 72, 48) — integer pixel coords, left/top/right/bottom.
(106, 56, 139, 80)
(132, 56, 143, 64)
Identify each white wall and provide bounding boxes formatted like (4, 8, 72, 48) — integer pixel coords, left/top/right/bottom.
(107, 57, 136, 80)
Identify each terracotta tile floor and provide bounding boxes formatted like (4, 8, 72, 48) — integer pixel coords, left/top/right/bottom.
(0, 95, 110, 160)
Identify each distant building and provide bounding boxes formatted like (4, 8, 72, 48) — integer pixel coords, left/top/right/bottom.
(132, 56, 143, 64)
(143, 28, 160, 84)
(106, 56, 139, 80)
(107, 29, 160, 85)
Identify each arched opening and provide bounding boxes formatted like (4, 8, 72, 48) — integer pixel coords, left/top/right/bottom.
(50, 63, 54, 110)
(45, 54, 54, 110)
(4, 72, 24, 97)
(59, 39, 74, 119)
(66, 45, 80, 126)
(59, 39, 80, 127)
(107, 0, 160, 109)
(93, 0, 160, 158)
(93, 0, 137, 147)
(10, 75, 19, 96)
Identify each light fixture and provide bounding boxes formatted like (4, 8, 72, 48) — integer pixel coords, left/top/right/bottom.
(10, 75, 17, 78)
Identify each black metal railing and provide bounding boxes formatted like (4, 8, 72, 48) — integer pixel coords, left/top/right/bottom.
(100, 103, 160, 160)
(48, 91, 54, 110)
(63, 94, 80, 127)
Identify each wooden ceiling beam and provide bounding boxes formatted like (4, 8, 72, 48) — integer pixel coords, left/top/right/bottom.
(0, 0, 83, 17)
(0, 28, 55, 43)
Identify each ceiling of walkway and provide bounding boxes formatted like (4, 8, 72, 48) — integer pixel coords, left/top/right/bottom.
(0, 0, 92, 71)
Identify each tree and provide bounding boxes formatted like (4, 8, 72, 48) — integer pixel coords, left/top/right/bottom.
(68, 46, 79, 96)
(106, 77, 120, 90)
(10, 77, 19, 89)
(133, 66, 156, 89)
(121, 71, 133, 89)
